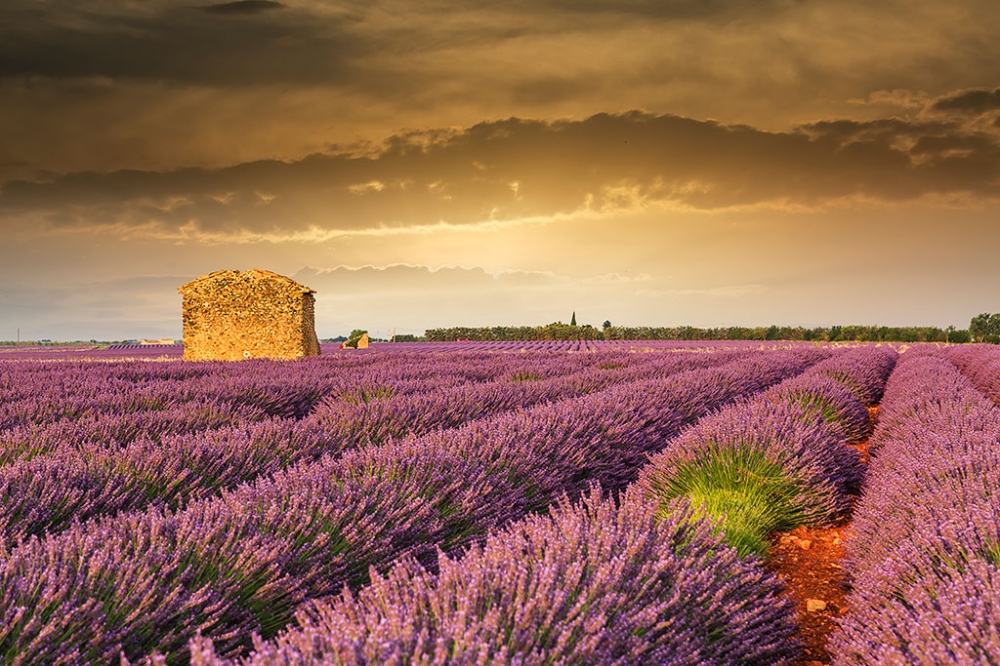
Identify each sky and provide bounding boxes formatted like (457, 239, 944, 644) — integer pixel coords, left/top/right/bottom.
(2, 0, 1000, 340)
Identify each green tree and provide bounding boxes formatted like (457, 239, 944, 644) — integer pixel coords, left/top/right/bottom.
(948, 328, 972, 343)
(570, 311, 577, 326)
(970, 313, 1000, 343)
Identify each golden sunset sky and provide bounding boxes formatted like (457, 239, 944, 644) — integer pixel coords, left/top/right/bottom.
(2, 0, 1000, 339)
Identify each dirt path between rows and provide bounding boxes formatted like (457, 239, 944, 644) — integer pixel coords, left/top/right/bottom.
(770, 524, 851, 664)
(768, 409, 876, 665)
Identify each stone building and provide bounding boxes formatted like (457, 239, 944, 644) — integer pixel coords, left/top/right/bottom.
(178, 268, 320, 361)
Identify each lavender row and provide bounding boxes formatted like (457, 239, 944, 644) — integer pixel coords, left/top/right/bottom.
(830, 350, 1000, 665)
(0, 350, 738, 547)
(185, 486, 801, 666)
(942, 343, 1000, 407)
(637, 345, 896, 557)
(0, 350, 649, 459)
(0, 339, 823, 362)
(179, 351, 836, 664)
(0, 349, 614, 435)
(181, 345, 895, 665)
(0, 349, 824, 664)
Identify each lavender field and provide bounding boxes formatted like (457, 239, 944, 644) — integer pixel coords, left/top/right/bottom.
(0, 338, 811, 362)
(1, 341, 998, 665)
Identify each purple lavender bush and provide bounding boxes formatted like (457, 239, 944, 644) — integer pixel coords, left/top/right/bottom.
(765, 373, 872, 443)
(0, 350, 816, 663)
(944, 344, 1000, 406)
(846, 408, 1000, 584)
(186, 486, 801, 666)
(639, 398, 862, 557)
(843, 354, 1000, 582)
(807, 345, 897, 406)
(831, 557, 1000, 666)
(830, 351, 1000, 665)
(0, 349, 820, 664)
(636, 347, 885, 557)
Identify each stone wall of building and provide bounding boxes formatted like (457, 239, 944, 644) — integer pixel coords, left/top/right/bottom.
(179, 268, 320, 361)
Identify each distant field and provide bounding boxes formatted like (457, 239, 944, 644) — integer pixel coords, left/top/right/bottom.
(0, 338, 828, 361)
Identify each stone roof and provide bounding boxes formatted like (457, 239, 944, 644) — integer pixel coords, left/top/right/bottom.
(178, 268, 315, 295)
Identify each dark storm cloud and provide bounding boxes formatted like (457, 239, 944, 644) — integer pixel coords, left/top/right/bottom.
(3, 108, 1000, 238)
(930, 88, 1000, 115)
(0, 0, 809, 88)
(4, 0, 1000, 189)
(0, 1, 361, 85)
(200, 1, 284, 15)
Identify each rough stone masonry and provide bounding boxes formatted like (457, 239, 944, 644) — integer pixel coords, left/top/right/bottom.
(178, 268, 320, 361)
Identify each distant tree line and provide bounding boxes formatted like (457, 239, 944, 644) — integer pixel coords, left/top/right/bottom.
(426, 324, 973, 343)
(321, 333, 425, 343)
(426, 323, 601, 342)
(603, 325, 971, 343)
(970, 313, 1000, 343)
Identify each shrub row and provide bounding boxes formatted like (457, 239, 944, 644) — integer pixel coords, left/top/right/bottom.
(943, 343, 1000, 407)
(186, 487, 802, 666)
(0, 350, 741, 547)
(0, 349, 823, 664)
(189, 345, 897, 665)
(830, 350, 1000, 665)
(638, 345, 896, 557)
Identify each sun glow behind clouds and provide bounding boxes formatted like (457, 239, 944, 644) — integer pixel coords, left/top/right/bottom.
(2, 0, 1000, 339)
(6, 108, 1000, 248)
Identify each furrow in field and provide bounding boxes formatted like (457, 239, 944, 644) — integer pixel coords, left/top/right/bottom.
(0, 350, 741, 546)
(829, 348, 1000, 665)
(189, 347, 896, 665)
(0, 348, 824, 664)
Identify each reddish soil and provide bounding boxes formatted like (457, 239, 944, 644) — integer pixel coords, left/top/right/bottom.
(769, 525, 850, 665)
(767, 407, 877, 665)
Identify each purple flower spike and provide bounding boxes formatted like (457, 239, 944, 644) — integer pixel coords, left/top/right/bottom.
(830, 350, 1000, 665)
(189, 486, 801, 666)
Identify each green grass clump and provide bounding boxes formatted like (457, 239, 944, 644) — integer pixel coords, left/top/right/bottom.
(656, 447, 804, 558)
(510, 371, 544, 382)
(788, 390, 841, 427)
(821, 370, 869, 405)
(340, 384, 395, 404)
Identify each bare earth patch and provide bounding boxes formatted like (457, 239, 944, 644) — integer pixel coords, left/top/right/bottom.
(770, 524, 850, 665)
(768, 407, 877, 664)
